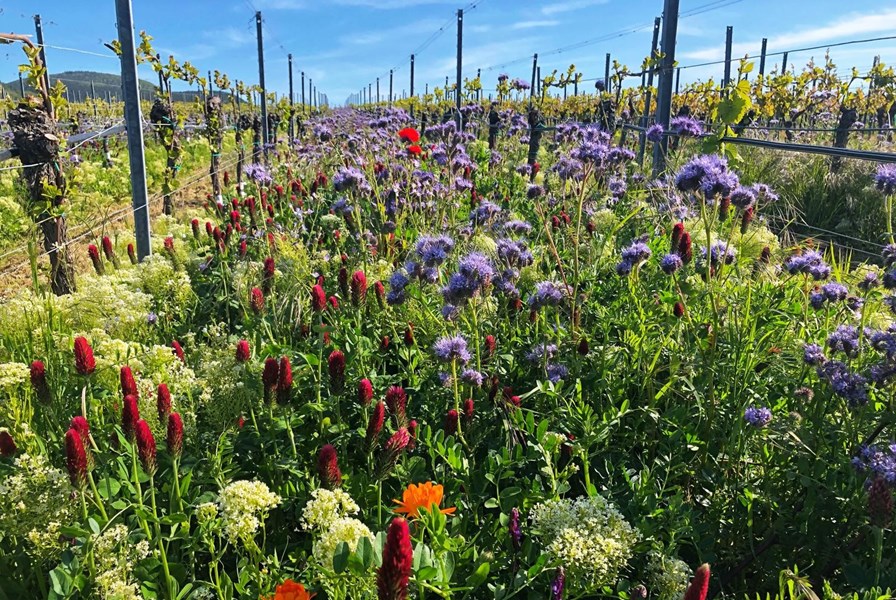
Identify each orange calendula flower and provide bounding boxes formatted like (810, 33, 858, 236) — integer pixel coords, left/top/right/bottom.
(393, 481, 456, 518)
(272, 579, 314, 600)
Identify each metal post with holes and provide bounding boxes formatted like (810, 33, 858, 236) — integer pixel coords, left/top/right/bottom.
(722, 26, 733, 88)
(652, 0, 680, 176)
(675, 67, 681, 94)
(301, 71, 305, 113)
(781, 52, 788, 74)
(376, 77, 380, 104)
(530, 54, 538, 103)
(255, 11, 269, 157)
(410, 54, 415, 117)
(115, 0, 151, 259)
(759, 38, 768, 78)
(456, 8, 463, 126)
(19, 73, 25, 96)
(638, 16, 662, 166)
(389, 69, 393, 106)
(604, 53, 611, 91)
(288, 54, 294, 139)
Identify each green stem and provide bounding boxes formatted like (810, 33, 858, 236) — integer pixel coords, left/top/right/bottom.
(131, 446, 151, 537)
(87, 471, 109, 522)
(150, 474, 175, 600)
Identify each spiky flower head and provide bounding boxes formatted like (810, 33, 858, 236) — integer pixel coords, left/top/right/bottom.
(377, 518, 413, 600)
(167, 412, 184, 459)
(318, 444, 342, 489)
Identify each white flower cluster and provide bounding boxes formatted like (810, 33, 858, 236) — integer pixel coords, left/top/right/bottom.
(313, 517, 374, 570)
(0, 453, 76, 561)
(0, 362, 30, 392)
(301, 488, 360, 531)
(646, 550, 691, 600)
(530, 495, 639, 591)
(217, 480, 281, 545)
(93, 524, 149, 600)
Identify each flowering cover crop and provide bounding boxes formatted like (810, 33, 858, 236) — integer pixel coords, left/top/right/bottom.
(0, 100, 894, 600)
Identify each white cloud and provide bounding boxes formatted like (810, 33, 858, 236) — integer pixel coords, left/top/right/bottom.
(681, 8, 896, 62)
(338, 18, 445, 46)
(511, 20, 560, 31)
(541, 0, 609, 16)
(204, 27, 254, 46)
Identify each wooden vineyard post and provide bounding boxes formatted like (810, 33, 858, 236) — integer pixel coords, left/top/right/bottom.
(652, 0, 680, 176)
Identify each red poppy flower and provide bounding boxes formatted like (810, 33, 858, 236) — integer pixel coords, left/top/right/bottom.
(407, 145, 422, 156)
(398, 127, 420, 143)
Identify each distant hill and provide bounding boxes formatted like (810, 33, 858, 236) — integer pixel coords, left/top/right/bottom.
(1, 71, 231, 104)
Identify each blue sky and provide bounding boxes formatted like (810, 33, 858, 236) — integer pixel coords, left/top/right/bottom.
(3, 0, 896, 105)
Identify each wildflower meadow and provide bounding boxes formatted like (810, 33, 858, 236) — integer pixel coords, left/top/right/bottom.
(1, 12, 896, 600)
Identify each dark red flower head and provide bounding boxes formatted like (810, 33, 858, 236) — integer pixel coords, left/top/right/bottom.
(102, 236, 115, 261)
(374, 281, 386, 308)
(250, 287, 265, 314)
(127, 243, 137, 264)
(377, 427, 410, 478)
(65, 428, 88, 488)
(404, 323, 415, 347)
(70, 416, 90, 442)
(674, 302, 686, 318)
(329, 295, 340, 310)
(445, 409, 459, 435)
(74, 337, 96, 376)
(277, 356, 293, 404)
(0, 429, 17, 457)
(164, 237, 175, 253)
(263, 257, 276, 293)
(678, 232, 693, 264)
(386, 386, 408, 426)
(338, 267, 350, 299)
(366, 401, 385, 451)
(263, 357, 280, 390)
(318, 444, 342, 489)
(577, 338, 589, 356)
(378, 517, 413, 600)
(358, 378, 374, 406)
(236, 340, 251, 363)
(484, 334, 496, 358)
(30, 360, 51, 402)
(135, 419, 157, 475)
(351, 271, 368, 307)
(328, 350, 346, 394)
(191, 218, 201, 239)
(120, 365, 138, 399)
(88, 243, 101, 263)
(463, 399, 474, 425)
(671, 222, 685, 249)
(122, 394, 139, 441)
(157, 383, 172, 422)
(312, 284, 327, 312)
(172, 339, 185, 362)
(167, 412, 184, 458)
(398, 127, 420, 143)
(683, 564, 711, 600)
